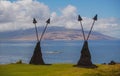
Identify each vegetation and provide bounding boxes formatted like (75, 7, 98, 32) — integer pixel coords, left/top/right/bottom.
(15, 60, 22, 64)
(0, 64, 120, 76)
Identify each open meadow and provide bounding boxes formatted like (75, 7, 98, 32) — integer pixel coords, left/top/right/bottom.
(0, 64, 120, 76)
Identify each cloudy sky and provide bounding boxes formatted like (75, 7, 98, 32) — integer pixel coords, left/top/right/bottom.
(0, 0, 120, 38)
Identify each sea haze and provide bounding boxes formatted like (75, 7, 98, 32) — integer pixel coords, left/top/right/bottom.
(0, 40, 120, 64)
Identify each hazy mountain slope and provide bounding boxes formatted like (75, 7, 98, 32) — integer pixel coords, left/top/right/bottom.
(0, 26, 115, 41)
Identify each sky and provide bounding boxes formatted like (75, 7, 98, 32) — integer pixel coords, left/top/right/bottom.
(0, 0, 120, 38)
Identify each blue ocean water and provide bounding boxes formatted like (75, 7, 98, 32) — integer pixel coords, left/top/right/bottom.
(0, 40, 120, 64)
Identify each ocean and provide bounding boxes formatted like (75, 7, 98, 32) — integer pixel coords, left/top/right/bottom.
(0, 40, 120, 64)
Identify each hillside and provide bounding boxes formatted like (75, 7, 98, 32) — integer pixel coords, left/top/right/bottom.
(0, 26, 115, 41)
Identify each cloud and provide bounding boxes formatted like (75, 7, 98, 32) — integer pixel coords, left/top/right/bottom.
(61, 5, 77, 17)
(0, 0, 50, 31)
(51, 9, 120, 38)
(0, 1, 120, 38)
(94, 18, 120, 38)
(50, 5, 120, 38)
(50, 5, 79, 28)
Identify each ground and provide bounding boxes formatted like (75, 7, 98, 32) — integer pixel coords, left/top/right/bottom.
(0, 64, 120, 76)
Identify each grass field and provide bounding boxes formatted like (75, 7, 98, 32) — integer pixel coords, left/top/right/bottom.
(0, 64, 120, 76)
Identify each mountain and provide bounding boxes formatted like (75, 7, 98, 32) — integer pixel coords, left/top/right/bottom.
(0, 26, 115, 41)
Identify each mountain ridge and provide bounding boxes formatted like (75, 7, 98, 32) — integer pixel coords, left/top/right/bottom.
(0, 26, 116, 41)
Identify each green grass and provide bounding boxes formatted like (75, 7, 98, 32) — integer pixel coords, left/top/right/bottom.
(0, 64, 120, 76)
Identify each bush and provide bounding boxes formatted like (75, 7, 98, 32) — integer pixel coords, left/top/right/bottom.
(16, 60, 22, 64)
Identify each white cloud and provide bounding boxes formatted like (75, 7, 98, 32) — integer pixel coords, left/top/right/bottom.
(61, 5, 77, 17)
(0, 0, 50, 31)
(50, 5, 78, 28)
(0, 1, 120, 38)
(94, 18, 120, 38)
